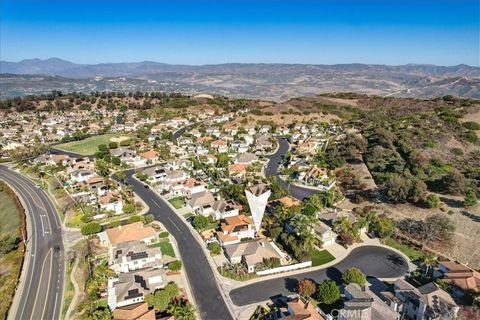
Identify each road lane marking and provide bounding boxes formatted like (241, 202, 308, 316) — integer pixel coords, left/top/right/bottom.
(1, 173, 40, 320)
(10, 171, 64, 320)
(168, 217, 182, 232)
(40, 249, 54, 320)
(30, 248, 52, 320)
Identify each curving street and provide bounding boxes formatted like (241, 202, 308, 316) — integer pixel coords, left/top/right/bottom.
(114, 170, 233, 320)
(0, 166, 64, 320)
(229, 245, 409, 306)
(266, 137, 317, 200)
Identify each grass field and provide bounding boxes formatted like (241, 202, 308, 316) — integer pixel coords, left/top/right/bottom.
(0, 189, 20, 236)
(0, 184, 23, 320)
(149, 239, 176, 257)
(384, 237, 424, 261)
(55, 134, 130, 155)
(168, 197, 185, 209)
(309, 249, 335, 267)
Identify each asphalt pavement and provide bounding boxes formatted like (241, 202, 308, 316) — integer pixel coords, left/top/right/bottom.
(114, 170, 233, 320)
(0, 166, 64, 320)
(229, 245, 409, 306)
(265, 137, 317, 200)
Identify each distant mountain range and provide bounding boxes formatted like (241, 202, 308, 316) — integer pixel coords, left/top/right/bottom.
(1, 58, 479, 100)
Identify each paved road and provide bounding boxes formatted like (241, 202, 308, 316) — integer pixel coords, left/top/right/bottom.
(229, 245, 409, 306)
(173, 126, 189, 140)
(114, 170, 233, 320)
(265, 137, 317, 200)
(0, 166, 64, 320)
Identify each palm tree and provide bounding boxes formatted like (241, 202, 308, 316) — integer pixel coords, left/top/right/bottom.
(167, 298, 196, 320)
(302, 233, 318, 251)
(355, 217, 369, 233)
(333, 216, 350, 234)
(276, 204, 292, 221)
(290, 214, 313, 238)
(422, 253, 437, 276)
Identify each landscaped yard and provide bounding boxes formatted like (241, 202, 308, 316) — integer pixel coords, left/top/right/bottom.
(309, 249, 335, 267)
(149, 239, 176, 257)
(384, 237, 425, 261)
(183, 212, 194, 219)
(168, 197, 185, 209)
(55, 134, 130, 155)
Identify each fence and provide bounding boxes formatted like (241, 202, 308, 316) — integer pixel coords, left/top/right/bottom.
(256, 261, 312, 276)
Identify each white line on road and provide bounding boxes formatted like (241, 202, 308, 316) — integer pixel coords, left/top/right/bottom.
(168, 217, 182, 232)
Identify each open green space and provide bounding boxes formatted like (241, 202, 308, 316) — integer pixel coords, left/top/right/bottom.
(0, 189, 20, 236)
(384, 237, 424, 261)
(168, 197, 185, 209)
(149, 239, 176, 257)
(309, 249, 335, 267)
(55, 134, 130, 155)
(0, 183, 24, 320)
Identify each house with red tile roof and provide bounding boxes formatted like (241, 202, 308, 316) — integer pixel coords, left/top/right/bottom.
(434, 260, 480, 297)
(216, 214, 255, 245)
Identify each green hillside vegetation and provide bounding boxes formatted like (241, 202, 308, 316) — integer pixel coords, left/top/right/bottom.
(0, 182, 25, 319)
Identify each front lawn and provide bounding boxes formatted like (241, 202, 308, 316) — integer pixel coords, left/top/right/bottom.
(149, 239, 176, 257)
(309, 249, 335, 267)
(55, 134, 130, 155)
(169, 197, 185, 209)
(383, 237, 424, 261)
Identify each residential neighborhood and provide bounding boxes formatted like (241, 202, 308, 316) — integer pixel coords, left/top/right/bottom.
(1, 91, 479, 320)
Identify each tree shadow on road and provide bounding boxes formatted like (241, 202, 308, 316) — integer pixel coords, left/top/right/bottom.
(326, 267, 342, 283)
(387, 253, 407, 267)
(283, 278, 299, 293)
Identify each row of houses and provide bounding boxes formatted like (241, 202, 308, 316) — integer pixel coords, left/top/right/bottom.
(97, 221, 166, 316)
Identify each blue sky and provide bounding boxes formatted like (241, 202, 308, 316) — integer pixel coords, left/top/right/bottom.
(1, 0, 479, 66)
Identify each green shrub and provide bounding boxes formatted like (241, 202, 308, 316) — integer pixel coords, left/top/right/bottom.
(342, 267, 366, 286)
(127, 215, 144, 224)
(316, 280, 340, 305)
(208, 242, 222, 256)
(159, 231, 169, 238)
(450, 148, 464, 156)
(463, 121, 480, 130)
(81, 222, 102, 235)
(108, 142, 118, 149)
(464, 131, 479, 144)
(106, 220, 121, 229)
(136, 172, 149, 181)
(426, 194, 440, 208)
(168, 260, 182, 271)
(144, 214, 154, 224)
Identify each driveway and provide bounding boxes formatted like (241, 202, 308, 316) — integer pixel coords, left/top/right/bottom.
(229, 245, 408, 306)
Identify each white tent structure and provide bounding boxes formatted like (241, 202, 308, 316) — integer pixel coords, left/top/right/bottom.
(246, 189, 271, 234)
